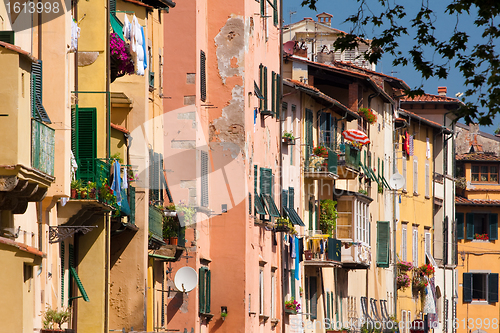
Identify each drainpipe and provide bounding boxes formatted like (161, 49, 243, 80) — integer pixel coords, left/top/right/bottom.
(392, 114, 398, 318)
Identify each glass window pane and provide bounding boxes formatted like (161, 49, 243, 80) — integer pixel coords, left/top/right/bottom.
(472, 174, 479, 181)
(481, 174, 488, 181)
(491, 166, 498, 174)
(481, 166, 489, 174)
(491, 174, 498, 182)
(472, 166, 480, 173)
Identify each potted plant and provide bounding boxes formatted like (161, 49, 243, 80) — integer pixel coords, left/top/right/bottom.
(284, 298, 300, 314)
(474, 233, 489, 241)
(358, 107, 377, 124)
(397, 273, 411, 290)
(416, 263, 435, 276)
(221, 308, 228, 321)
(110, 33, 135, 82)
(80, 185, 88, 199)
(163, 213, 179, 245)
(397, 260, 413, 272)
(99, 182, 116, 205)
(275, 217, 291, 232)
(41, 306, 71, 332)
(87, 181, 97, 199)
(319, 199, 337, 237)
(70, 180, 82, 199)
(282, 131, 295, 145)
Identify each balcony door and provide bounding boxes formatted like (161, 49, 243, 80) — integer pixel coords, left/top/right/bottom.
(71, 107, 97, 180)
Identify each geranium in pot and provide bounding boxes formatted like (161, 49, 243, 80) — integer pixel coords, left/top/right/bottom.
(110, 33, 135, 82)
(70, 180, 82, 199)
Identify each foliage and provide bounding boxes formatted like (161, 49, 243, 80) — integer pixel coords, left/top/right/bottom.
(276, 217, 297, 235)
(319, 199, 338, 237)
(99, 182, 116, 205)
(456, 176, 467, 189)
(412, 274, 428, 290)
(417, 263, 435, 276)
(360, 322, 382, 333)
(176, 202, 196, 227)
(110, 152, 124, 164)
(42, 306, 71, 329)
(284, 297, 301, 312)
(397, 260, 413, 272)
(397, 273, 411, 290)
(221, 311, 228, 318)
(300, 0, 500, 125)
(475, 233, 489, 241)
(110, 33, 135, 80)
(70, 179, 82, 190)
(163, 214, 179, 239)
(377, 184, 383, 193)
(309, 156, 326, 171)
(358, 188, 368, 195)
(358, 108, 377, 124)
(283, 131, 295, 139)
(313, 146, 328, 157)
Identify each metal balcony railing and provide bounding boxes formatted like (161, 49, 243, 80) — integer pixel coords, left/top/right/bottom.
(149, 205, 163, 242)
(338, 144, 360, 170)
(304, 233, 342, 264)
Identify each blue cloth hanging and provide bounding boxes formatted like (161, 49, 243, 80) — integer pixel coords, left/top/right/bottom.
(111, 160, 122, 205)
(294, 237, 300, 280)
(141, 26, 147, 70)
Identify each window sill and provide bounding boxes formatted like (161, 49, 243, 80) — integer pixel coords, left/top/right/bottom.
(259, 314, 270, 321)
(271, 318, 280, 327)
(413, 192, 419, 196)
(472, 239, 492, 243)
(425, 195, 430, 199)
(200, 313, 214, 322)
(470, 300, 489, 305)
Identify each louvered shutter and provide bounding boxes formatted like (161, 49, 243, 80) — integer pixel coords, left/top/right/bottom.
(264, 66, 268, 112)
(61, 242, 65, 307)
(466, 213, 475, 240)
(328, 151, 338, 174)
(110, 0, 116, 12)
(71, 107, 77, 155)
(260, 0, 265, 16)
(31, 61, 51, 123)
(249, 192, 252, 214)
(327, 238, 341, 261)
(0, 31, 14, 44)
(488, 273, 499, 303)
(463, 273, 472, 303)
(260, 168, 272, 195)
(276, 74, 280, 119)
(326, 291, 331, 320)
(259, 64, 264, 111)
(290, 269, 296, 299)
(130, 186, 136, 224)
(201, 151, 209, 207)
(289, 187, 294, 209)
(159, 154, 164, 202)
(74, 108, 97, 179)
(305, 109, 313, 166)
(153, 152, 160, 202)
(271, 71, 276, 117)
(376, 221, 390, 267)
(282, 189, 288, 216)
(489, 213, 498, 240)
(273, 0, 278, 25)
(309, 276, 317, 319)
(456, 212, 464, 240)
(199, 268, 206, 313)
(200, 50, 206, 102)
(149, 149, 154, 201)
(206, 269, 211, 313)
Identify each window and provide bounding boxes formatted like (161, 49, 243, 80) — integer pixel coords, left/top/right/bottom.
(291, 104, 296, 136)
(200, 50, 206, 102)
(199, 267, 211, 314)
(471, 164, 499, 183)
(281, 102, 288, 133)
(337, 197, 370, 242)
(456, 212, 465, 240)
(306, 276, 318, 319)
(465, 213, 498, 240)
(413, 157, 418, 195)
(425, 163, 430, 197)
(424, 229, 431, 255)
(201, 151, 209, 207)
(271, 270, 276, 318)
(376, 221, 390, 267)
(260, 167, 280, 217)
(412, 226, 418, 266)
(401, 223, 407, 261)
(259, 269, 264, 315)
(463, 272, 498, 303)
(402, 155, 407, 192)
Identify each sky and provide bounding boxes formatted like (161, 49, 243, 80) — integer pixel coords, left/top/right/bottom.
(283, 0, 500, 134)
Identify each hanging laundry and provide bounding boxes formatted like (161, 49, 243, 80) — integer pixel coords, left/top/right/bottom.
(298, 237, 304, 262)
(294, 237, 300, 280)
(134, 16, 145, 76)
(290, 236, 296, 258)
(70, 18, 80, 52)
(70, 150, 78, 180)
(122, 166, 128, 189)
(409, 135, 414, 156)
(141, 25, 147, 70)
(111, 160, 122, 205)
(426, 137, 431, 159)
(123, 14, 131, 40)
(320, 240, 324, 254)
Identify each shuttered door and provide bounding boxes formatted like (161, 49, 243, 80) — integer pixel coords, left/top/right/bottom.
(260, 168, 272, 195)
(200, 50, 206, 102)
(305, 109, 313, 167)
(271, 71, 276, 116)
(466, 213, 475, 240)
(456, 212, 464, 240)
(463, 273, 472, 303)
(259, 64, 264, 111)
(199, 268, 206, 313)
(488, 273, 499, 303)
(376, 221, 390, 267)
(489, 213, 498, 240)
(309, 276, 317, 319)
(130, 186, 136, 224)
(74, 108, 97, 182)
(201, 151, 209, 207)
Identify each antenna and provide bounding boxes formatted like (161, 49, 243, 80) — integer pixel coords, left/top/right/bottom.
(174, 267, 198, 293)
(289, 10, 296, 40)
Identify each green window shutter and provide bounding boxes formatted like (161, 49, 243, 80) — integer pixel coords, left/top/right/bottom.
(254, 165, 258, 194)
(488, 273, 499, 303)
(249, 192, 252, 214)
(75, 107, 97, 161)
(466, 213, 475, 240)
(260, 168, 272, 195)
(276, 74, 281, 119)
(305, 109, 313, 166)
(260, 0, 265, 16)
(376, 221, 390, 267)
(159, 154, 164, 203)
(264, 66, 268, 112)
(326, 291, 331, 319)
(259, 64, 264, 111)
(282, 189, 289, 217)
(110, 0, 116, 12)
(456, 212, 464, 240)
(69, 267, 90, 302)
(199, 267, 206, 313)
(273, 0, 278, 26)
(206, 269, 211, 313)
(289, 187, 294, 209)
(489, 213, 498, 240)
(149, 149, 154, 201)
(271, 71, 276, 117)
(290, 269, 296, 300)
(71, 107, 77, 155)
(327, 238, 341, 261)
(130, 186, 136, 224)
(200, 50, 207, 102)
(309, 276, 317, 320)
(31, 60, 51, 123)
(201, 151, 209, 207)
(328, 151, 338, 174)
(0, 31, 15, 44)
(61, 242, 65, 307)
(463, 273, 472, 303)
(153, 152, 160, 202)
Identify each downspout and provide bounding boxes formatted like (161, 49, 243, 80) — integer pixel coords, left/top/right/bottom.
(105, 0, 111, 330)
(367, 91, 380, 108)
(393, 112, 398, 318)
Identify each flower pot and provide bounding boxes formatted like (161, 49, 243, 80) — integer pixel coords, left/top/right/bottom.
(71, 189, 78, 199)
(41, 330, 63, 333)
(80, 191, 87, 199)
(304, 250, 313, 260)
(89, 191, 96, 199)
(169, 237, 178, 245)
(284, 308, 297, 315)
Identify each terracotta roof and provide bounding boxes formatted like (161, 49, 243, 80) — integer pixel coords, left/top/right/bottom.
(0, 236, 45, 257)
(122, 0, 154, 8)
(401, 93, 461, 104)
(111, 123, 130, 134)
(332, 61, 410, 90)
(456, 196, 500, 205)
(316, 12, 333, 17)
(0, 41, 38, 62)
(286, 55, 395, 104)
(398, 109, 451, 132)
(284, 78, 359, 120)
(456, 153, 500, 161)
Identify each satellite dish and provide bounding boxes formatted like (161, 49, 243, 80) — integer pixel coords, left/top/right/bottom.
(174, 267, 198, 293)
(389, 172, 405, 190)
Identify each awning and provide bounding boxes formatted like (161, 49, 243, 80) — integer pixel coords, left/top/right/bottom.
(149, 253, 175, 261)
(70, 267, 89, 302)
(141, 0, 175, 9)
(110, 14, 125, 41)
(288, 207, 305, 226)
(261, 194, 280, 217)
(254, 81, 264, 100)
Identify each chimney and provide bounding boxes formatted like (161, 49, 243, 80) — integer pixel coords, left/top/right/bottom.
(316, 13, 332, 27)
(438, 86, 447, 96)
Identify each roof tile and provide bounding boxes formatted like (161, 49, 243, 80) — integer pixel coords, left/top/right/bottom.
(456, 153, 500, 161)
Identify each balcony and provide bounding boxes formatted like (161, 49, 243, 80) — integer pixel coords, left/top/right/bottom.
(70, 158, 117, 207)
(341, 243, 371, 269)
(303, 232, 342, 267)
(337, 144, 360, 179)
(148, 205, 165, 249)
(304, 151, 339, 180)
